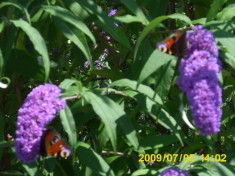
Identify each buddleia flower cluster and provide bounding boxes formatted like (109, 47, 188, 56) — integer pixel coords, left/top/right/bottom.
(177, 25, 222, 135)
(15, 84, 66, 163)
(158, 167, 189, 176)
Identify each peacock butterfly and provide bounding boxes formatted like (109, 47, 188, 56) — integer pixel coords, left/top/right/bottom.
(40, 129, 71, 159)
(157, 31, 186, 57)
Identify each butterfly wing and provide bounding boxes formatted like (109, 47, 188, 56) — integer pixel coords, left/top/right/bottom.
(157, 31, 186, 56)
(41, 129, 71, 159)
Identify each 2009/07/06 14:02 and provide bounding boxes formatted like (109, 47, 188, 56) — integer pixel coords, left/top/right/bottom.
(138, 154, 227, 162)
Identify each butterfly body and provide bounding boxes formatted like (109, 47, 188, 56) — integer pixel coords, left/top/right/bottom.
(40, 129, 71, 159)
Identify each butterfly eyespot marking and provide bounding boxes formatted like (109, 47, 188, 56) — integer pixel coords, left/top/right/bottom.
(157, 43, 167, 53)
(60, 148, 72, 159)
(51, 135, 60, 145)
(171, 35, 177, 41)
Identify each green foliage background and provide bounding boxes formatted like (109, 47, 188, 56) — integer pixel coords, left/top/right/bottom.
(1, 0, 235, 175)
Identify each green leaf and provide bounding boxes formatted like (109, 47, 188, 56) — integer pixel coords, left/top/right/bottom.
(152, 57, 177, 100)
(42, 157, 57, 176)
(77, 143, 115, 176)
(69, 2, 90, 20)
(217, 6, 235, 21)
(159, 109, 184, 146)
(42, 5, 95, 44)
(60, 105, 77, 147)
(77, 0, 131, 48)
(122, 90, 160, 119)
(201, 161, 235, 176)
(179, 155, 202, 170)
(138, 49, 176, 84)
(115, 15, 146, 24)
(132, 169, 158, 176)
(134, 13, 191, 59)
(214, 30, 235, 70)
(83, 92, 139, 150)
(0, 20, 4, 33)
(0, 1, 30, 23)
(22, 163, 39, 176)
(207, 0, 226, 21)
(111, 79, 163, 105)
(139, 135, 178, 150)
(11, 20, 50, 82)
(119, 0, 149, 25)
(52, 17, 92, 66)
(59, 79, 77, 90)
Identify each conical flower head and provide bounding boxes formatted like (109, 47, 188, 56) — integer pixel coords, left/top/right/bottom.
(15, 84, 66, 163)
(177, 25, 222, 135)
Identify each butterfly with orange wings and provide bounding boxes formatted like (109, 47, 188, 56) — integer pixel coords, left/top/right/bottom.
(40, 129, 71, 159)
(156, 31, 186, 57)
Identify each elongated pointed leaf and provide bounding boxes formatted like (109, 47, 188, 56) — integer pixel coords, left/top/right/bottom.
(134, 14, 191, 59)
(199, 161, 235, 176)
(119, 0, 148, 25)
(0, 1, 30, 22)
(53, 17, 92, 66)
(159, 109, 184, 145)
(83, 92, 139, 150)
(153, 57, 177, 100)
(115, 15, 145, 23)
(138, 49, 176, 84)
(60, 105, 77, 147)
(214, 30, 235, 69)
(42, 5, 95, 44)
(111, 79, 163, 105)
(11, 20, 50, 81)
(207, 0, 226, 21)
(59, 79, 77, 90)
(77, 143, 115, 176)
(217, 6, 235, 21)
(122, 90, 160, 118)
(22, 163, 39, 176)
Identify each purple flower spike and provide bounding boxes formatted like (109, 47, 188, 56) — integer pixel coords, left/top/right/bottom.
(15, 84, 66, 163)
(177, 26, 222, 135)
(108, 9, 117, 16)
(186, 25, 218, 57)
(158, 167, 189, 176)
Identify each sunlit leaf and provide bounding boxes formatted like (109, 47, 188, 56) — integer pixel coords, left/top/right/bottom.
(77, 142, 115, 176)
(207, 0, 226, 21)
(83, 91, 139, 150)
(111, 79, 163, 105)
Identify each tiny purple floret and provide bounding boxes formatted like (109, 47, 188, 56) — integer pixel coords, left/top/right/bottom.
(108, 9, 117, 16)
